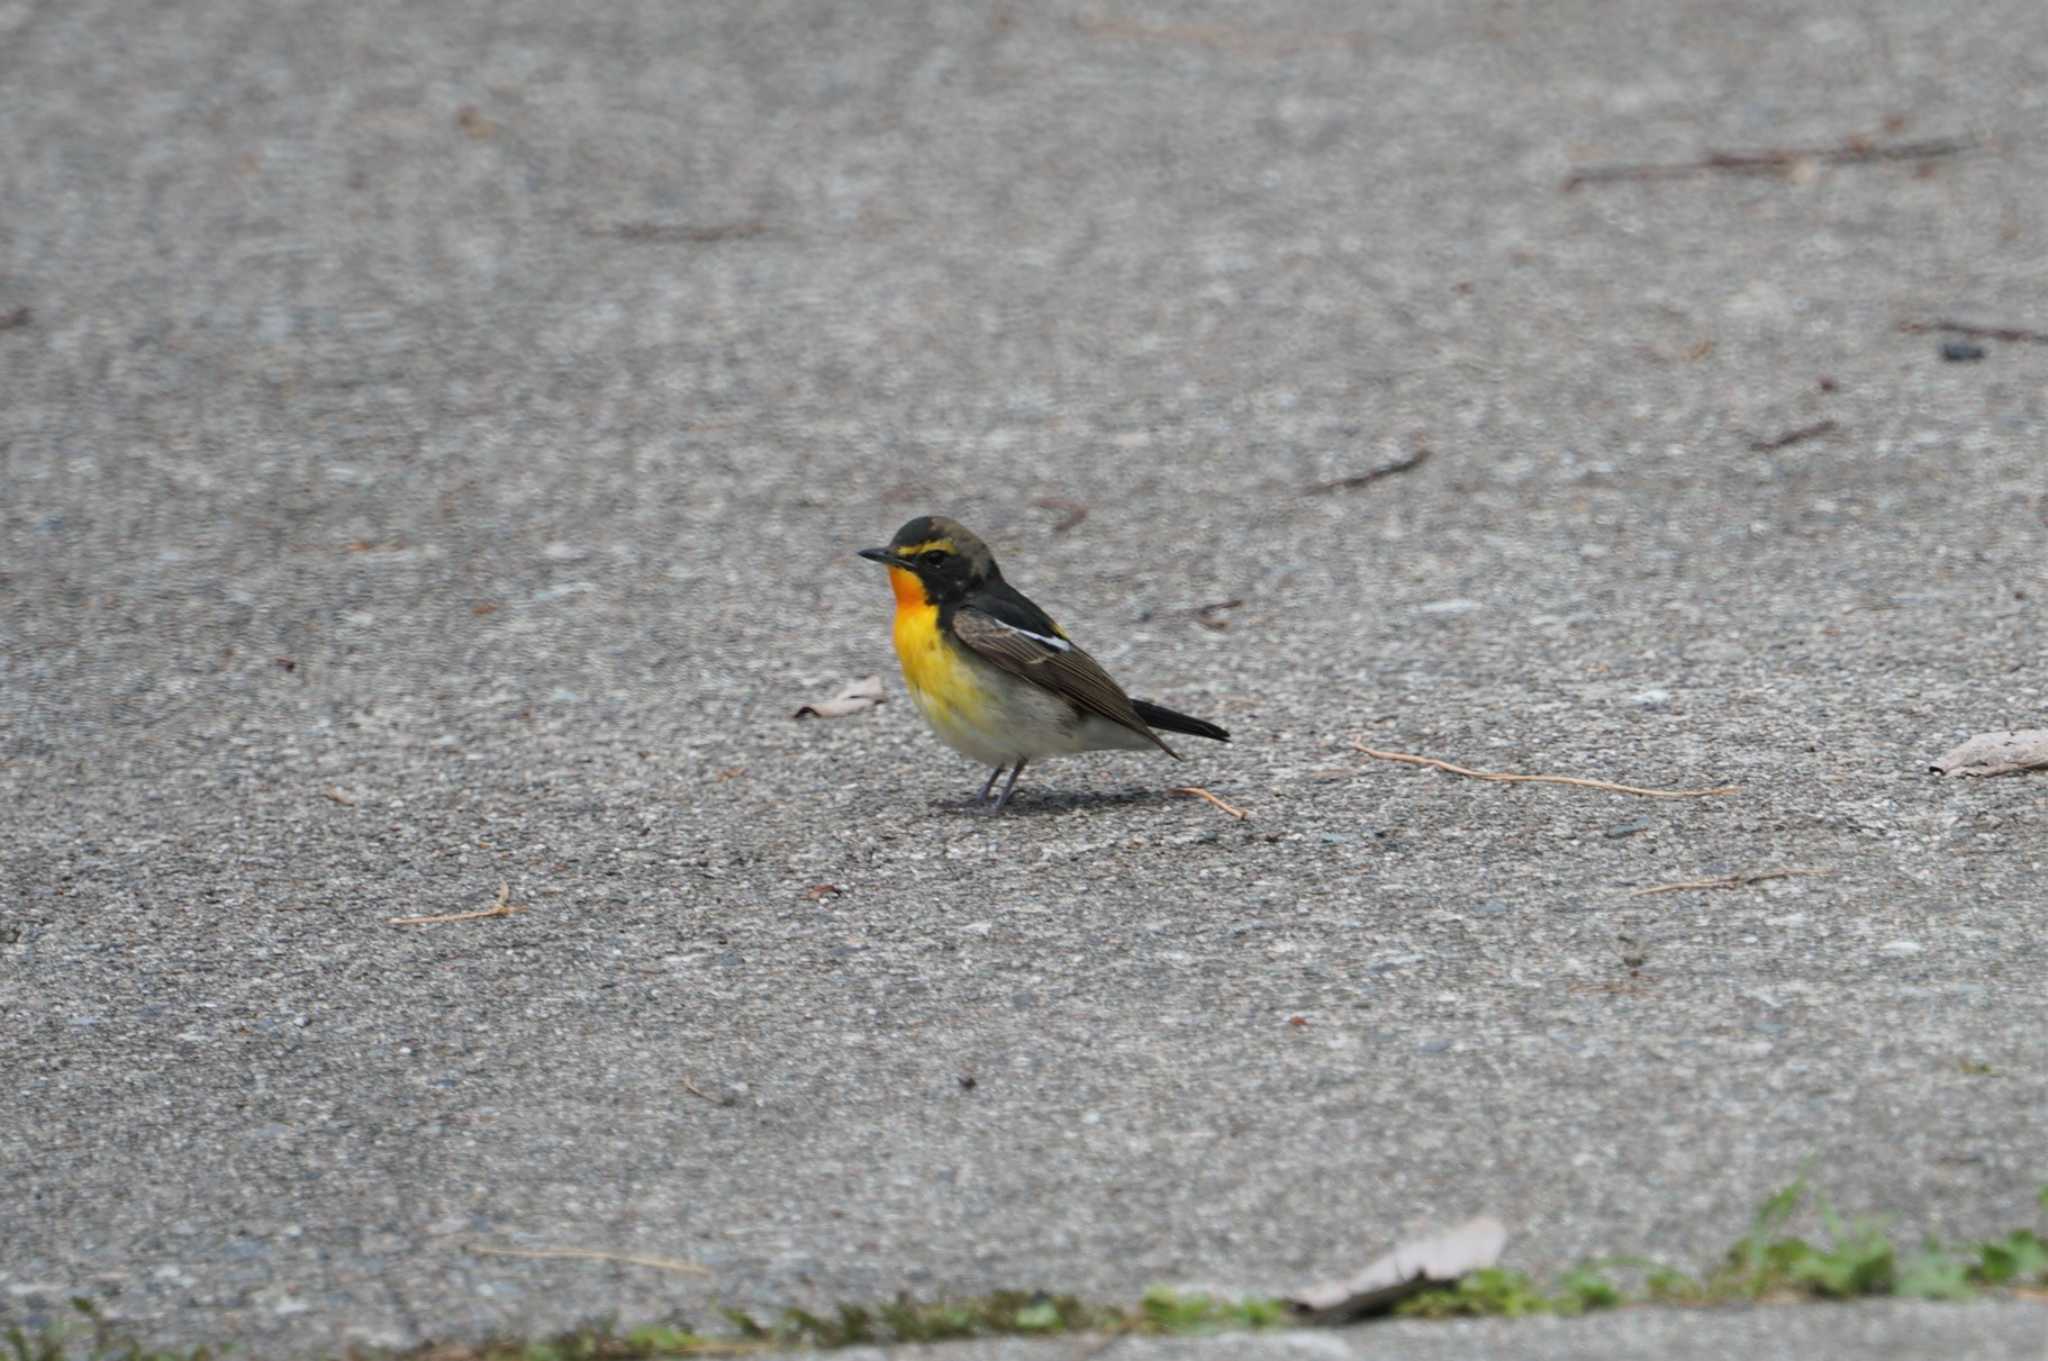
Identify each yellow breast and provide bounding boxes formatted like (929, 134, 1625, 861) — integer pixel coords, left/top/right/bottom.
(888, 568, 989, 737)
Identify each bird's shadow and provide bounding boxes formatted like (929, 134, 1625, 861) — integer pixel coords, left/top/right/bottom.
(933, 785, 1178, 818)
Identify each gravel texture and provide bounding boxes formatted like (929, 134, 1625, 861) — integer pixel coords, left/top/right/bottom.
(4, 1, 2046, 1358)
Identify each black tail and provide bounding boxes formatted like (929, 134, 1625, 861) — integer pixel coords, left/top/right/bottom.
(1132, 699, 1230, 743)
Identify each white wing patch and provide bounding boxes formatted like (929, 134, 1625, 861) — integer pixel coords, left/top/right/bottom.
(1004, 621, 1070, 652)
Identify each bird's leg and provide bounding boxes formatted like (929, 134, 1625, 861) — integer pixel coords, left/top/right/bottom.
(988, 759, 1027, 813)
(977, 765, 1005, 805)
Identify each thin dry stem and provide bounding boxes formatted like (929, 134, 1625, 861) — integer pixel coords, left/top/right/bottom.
(1170, 786, 1250, 820)
(1630, 868, 1834, 897)
(1749, 419, 1839, 452)
(1564, 136, 1974, 189)
(463, 1241, 710, 1276)
(389, 881, 526, 927)
(1353, 743, 1738, 799)
(1306, 444, 1431, 495)
(1898, 318, 2048, 345)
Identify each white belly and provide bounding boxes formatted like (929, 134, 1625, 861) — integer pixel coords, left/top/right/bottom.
(911, 651, 1159, 768)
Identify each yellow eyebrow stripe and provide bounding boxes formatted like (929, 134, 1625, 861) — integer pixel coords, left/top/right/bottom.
(895, 538, 956, 558)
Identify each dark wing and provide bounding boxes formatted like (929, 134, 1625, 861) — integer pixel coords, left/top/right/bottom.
(971, 574, 1068, 639)
(950, 605, 1178, 757)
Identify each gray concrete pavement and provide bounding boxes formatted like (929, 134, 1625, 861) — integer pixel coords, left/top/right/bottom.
(4, 1, 2047, 1357)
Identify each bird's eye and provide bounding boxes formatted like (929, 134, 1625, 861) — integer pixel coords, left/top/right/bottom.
(921, 550, 948, 567)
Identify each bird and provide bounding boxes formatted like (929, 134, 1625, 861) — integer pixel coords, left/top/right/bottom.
(858, 515, 1229, 812)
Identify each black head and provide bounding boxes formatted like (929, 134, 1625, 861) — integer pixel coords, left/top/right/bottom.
(857, 515, 1001, 605)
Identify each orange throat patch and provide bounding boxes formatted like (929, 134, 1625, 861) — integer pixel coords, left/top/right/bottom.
(887, 565, 926, 610)
(888, 567, 940, 675)
(885, 567, 979, 733)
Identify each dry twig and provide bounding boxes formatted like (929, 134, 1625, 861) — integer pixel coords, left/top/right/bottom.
(321, 787, 357, 807)
(1353, 743, 1738, 799)
(1630, 868, 1834, 897)
(1171, 786, 1249, 820)
(1749, 419, 1839, 452)
(590, 220, 770, 244)
(1307, 444, 1431, 495)
(1074, 14, 1359, 56)
(679, 1077, 719, 1103)
(1563, 136, 1974, 190)
(463, 1242, 710, 1276)
(1898, 319, 2048, 345)
(1568, 978, 1659, 998)
(389, 881, 527, 927)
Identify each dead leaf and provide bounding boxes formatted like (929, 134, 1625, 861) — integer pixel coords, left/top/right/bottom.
(1287, 1216, 1508, 1321)
(1930, 729, 2048, 777)
(794, 675, 885, 719)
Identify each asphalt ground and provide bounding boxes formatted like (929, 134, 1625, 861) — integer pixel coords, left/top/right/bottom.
(3, 1, 2046, 1357)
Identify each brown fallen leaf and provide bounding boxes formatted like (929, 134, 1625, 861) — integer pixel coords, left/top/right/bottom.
(793, 674, 885, 719)
(1930, 729, 2048, 777)
(1288, 1216, 1508, 1321)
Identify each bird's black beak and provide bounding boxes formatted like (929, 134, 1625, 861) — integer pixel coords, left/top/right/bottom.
(858, 547, 904, 568)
